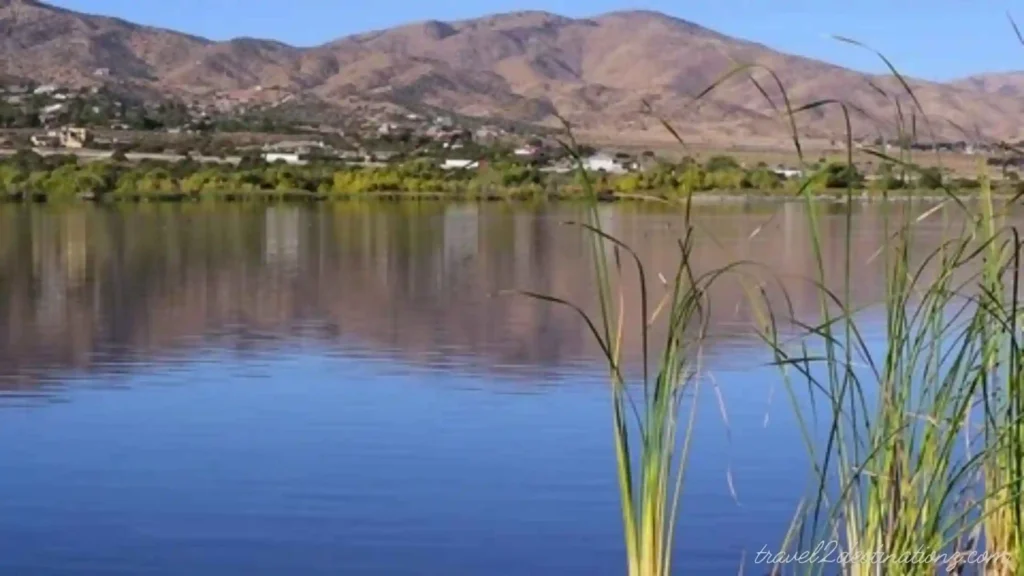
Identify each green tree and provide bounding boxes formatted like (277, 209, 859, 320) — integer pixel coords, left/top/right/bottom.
(875, 162, 904, 191)
(614, 173, 643, 193)
(111, 148, 130, 162)
(824, 162, 864, 189)
(918, 167, 944, 190)
(706, 168, 746, 190)
(747, 168, 782, 191)
(705, 155, 740, 172)
(0, 164, 28, 193)
(11, 149, 45, 171)
(678, 165, 707, 193)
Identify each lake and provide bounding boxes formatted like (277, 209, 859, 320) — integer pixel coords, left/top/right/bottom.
(0, 201, 1001, 575)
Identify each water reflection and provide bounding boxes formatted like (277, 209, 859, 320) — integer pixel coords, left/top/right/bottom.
(0, 202, 1008, 575)
(0, 202, 986, 391)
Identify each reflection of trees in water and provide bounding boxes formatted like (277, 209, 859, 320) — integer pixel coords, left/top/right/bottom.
(0, 202, 965, 389)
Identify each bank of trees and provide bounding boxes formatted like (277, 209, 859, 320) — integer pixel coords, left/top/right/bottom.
(0, 151, 993, 202)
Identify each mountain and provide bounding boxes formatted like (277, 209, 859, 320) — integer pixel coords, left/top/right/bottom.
(2, 0, 1023, 145)
(953, 72, 1024, 99)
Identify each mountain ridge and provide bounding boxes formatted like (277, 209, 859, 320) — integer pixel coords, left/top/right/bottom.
(3, 1, 1023, 144)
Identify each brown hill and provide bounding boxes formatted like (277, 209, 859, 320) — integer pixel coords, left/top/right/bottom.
(953, 72, 1024, 99)
(2, 0, 1023, 145)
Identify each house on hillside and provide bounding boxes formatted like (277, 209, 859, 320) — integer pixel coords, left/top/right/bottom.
(474, 126, 502, 144)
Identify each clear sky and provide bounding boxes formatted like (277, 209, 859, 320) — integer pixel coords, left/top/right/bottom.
(48, 0, 1024, 81)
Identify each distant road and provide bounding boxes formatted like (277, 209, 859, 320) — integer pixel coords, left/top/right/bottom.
(0, 148, 389, 169)
(0, 147, 242, 165)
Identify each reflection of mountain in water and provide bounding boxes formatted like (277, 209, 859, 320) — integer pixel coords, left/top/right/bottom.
(0, 202, 979, 389)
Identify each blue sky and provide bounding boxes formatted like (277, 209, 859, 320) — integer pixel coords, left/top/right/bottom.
(49, 0, 1024, 81)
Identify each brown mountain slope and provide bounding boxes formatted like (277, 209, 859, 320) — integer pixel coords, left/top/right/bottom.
(953, 72, 1024, 99)
(3, 0, 1023, 144)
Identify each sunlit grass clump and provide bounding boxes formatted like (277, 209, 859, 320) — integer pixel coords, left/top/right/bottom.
(513, 126, 739, 576)
(517, 21, 1024, 576)
(751, 159, 1024, 576)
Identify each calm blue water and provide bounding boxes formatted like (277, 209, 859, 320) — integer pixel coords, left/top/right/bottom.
(0, 203, 968, 575)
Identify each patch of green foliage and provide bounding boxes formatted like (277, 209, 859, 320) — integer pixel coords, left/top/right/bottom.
(0, 150, 1001, 203)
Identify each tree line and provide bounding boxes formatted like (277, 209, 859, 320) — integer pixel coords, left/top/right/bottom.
(0, 150, 1002, 203)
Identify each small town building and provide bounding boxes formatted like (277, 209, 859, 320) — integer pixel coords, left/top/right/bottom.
(41, 103, 67, 115)
(474, 127, 502, 143)
(59, 127, 93, 148)
(264, 152, 307, 165)
(442, 159, 479, 170)
(30, 127, 90, 149)
(581, 153, 627, 174)
(773, 167, 803, 179)
(31, 133, 60, 148)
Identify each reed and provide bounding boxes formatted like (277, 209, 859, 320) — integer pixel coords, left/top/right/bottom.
(970, 17, 1024, 574)
(511, 121, 734, 576)
(628, 58, 994, 573)
(758, 175, 1009, 575)
(523, 25, 1024, 575)
(745, 42, 1024, 575)
(974, 157, 1024, 576)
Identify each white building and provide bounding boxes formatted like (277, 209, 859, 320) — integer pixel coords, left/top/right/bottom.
(773, 168, 803, 179)
(582, 153, 626, 174)
(264, 152, 307, 165)
(31, 133, 60, 148)
(442, 159, 479, 170)
(475, 127, 502, 143)
(33, 84, 59, 95)
(41, 103, 67, 115)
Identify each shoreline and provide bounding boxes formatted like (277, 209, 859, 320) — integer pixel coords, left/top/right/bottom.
(0, 189, 1013, 205)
